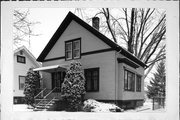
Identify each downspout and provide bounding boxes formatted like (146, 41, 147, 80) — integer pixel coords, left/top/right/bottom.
(115, 49, 122, 105)
(115, 51, 117, 105)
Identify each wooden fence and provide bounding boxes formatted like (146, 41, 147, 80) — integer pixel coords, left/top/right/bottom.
(152, 97, 165, 110)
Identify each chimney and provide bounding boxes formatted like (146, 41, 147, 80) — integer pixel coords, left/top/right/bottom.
(92, 17, 100, 31)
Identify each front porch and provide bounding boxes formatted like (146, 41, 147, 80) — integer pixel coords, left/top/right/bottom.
(33, 64, 68, 111)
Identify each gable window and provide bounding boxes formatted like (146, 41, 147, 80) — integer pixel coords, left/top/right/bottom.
(17, 55, 26, 64)
(124, 69, 135, 91)
(65, 42, 72, 60)
(136, 75, 141, 92)
(65, 38, 81, 60)
(19, 76, 25, 90)
(84, 68, 99, 92)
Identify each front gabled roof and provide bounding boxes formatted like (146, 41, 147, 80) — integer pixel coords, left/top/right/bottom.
(14, 46, 41, 67)
(37, 12, 146, 68)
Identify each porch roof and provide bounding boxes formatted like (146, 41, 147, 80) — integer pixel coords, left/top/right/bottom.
(33, 64, 68, 73)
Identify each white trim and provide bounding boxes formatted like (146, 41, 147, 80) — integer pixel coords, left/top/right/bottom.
(14, 46, 41, 67)
(33, 64, 68, 72)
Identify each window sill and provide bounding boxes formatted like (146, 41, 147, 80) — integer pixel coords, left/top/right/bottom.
(65, 57, 81, 61)
(86, 90, 99, 92)
(124, 90, 135, 92)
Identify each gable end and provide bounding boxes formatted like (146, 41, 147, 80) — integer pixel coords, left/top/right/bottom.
(37, 12, 119, 62)
(37, 12, 146, 68)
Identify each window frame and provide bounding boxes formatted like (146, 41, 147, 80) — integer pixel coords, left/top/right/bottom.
(84, 67, 99, 92)
(51, 72, 66, 92)
(136, 74, 142, 92)
(17, 55, 26, 64)
(65, 42, 73, 60)
(65, 38, 81, 61)
(19, 76, 26, 90)
(124, 69, 135, 92)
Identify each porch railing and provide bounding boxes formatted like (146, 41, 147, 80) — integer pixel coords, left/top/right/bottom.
(34, 87, 61, 106)
(43, 87, 57, 99)
(34, 88, 46, 99)
(34, 88, 61, 99)
(44, 97, 56, 109)
(34, 87, 61, 110)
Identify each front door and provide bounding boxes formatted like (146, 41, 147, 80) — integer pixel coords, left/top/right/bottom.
(52, 71, 66, 92)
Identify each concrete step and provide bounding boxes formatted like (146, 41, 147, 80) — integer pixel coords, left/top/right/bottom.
(39, 103, 53, 106)
(36, 105, 50, 109)
(33, 108, 47, 111)
(34, 98, 58, 111)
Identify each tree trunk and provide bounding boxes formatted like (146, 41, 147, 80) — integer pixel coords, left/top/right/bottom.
(128, 8, 135, 54)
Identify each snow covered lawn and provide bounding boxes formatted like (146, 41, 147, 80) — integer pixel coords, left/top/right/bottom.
(13, 104, 33, 112)
(12, 99, 165, 112)
(13, 99, 124, 112)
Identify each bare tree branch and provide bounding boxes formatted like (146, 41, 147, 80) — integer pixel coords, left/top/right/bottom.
(123, 8, 130, 38)
(144, 45, 165, 78)
(13, 9, 40, 48)
(81, 8, 166, 79)
(102, 8, 117, 43)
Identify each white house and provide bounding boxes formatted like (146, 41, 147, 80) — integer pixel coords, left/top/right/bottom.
(13, 46, 41, 104)
(34, 12, 147, 109)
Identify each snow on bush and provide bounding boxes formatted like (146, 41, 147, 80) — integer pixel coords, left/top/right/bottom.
(61, 61, 86, 111)
(83, 99, 123, 112)
(24, 68, 41, 108)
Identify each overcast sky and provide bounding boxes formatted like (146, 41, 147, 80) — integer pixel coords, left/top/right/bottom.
(24, 8, 75, 58)
(21, 8, 103, 58)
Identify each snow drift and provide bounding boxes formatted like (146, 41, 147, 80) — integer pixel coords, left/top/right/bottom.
(83, 99, 123, 112)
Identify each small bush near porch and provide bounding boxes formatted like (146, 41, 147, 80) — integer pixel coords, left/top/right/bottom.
(61, 61, 86, 111)
(24, 68, 41, 108)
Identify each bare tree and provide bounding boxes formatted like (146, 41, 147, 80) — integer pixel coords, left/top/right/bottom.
(13, 9, 40, 48)
(81, 8, 166, 78)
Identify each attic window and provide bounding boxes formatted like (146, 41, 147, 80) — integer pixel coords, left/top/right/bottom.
(65, 38, 81, 60)
(20, 50, 23, 55)
(17, 55, 26, 64)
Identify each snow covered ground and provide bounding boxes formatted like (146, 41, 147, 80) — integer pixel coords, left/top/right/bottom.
(12, 99, 165, 112)
(13, 104, 33, 112)
(124, 99, 165, 112)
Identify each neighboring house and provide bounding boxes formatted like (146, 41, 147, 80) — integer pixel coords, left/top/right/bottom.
(13, 46, 41, 104)
(34, 12, 147, 109)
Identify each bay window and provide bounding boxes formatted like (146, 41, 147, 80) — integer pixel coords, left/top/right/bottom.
(136, 75, 142, 92)
(124, 69, 135, 91)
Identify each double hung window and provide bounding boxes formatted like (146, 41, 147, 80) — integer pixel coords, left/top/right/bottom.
(124, 69, 142, 92)
(65, 39, 81, 60)
(124, 69, 135, 91)
(84, 68, 99, 92)
(19, 76, 25, 90)
(136, 75, 142, 92)
(17, 55, 26, 64)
